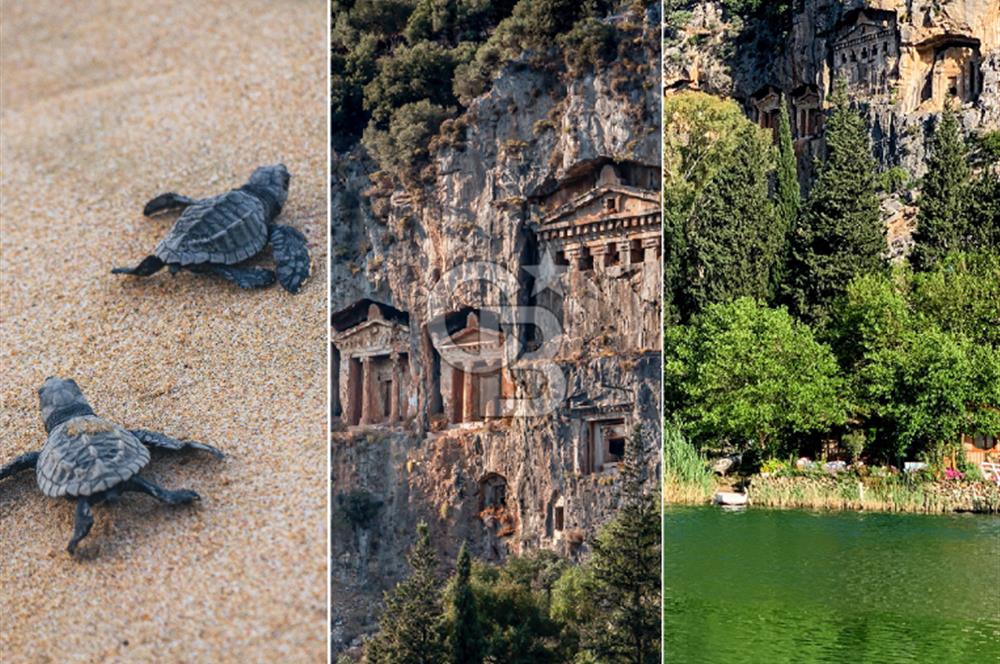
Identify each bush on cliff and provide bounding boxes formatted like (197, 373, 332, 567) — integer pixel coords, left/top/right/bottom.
(333, 0, 634, 177)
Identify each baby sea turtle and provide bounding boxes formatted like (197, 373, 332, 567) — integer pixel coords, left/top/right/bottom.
(112, 163, 310, 293)
(0, 377, 224, 555)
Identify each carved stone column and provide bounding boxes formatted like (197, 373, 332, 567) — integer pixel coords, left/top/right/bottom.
(589, 243, 610, 271)
(388, 353, 400, 423)
(397, 354, 408, 420)
(359, 356, 374, 425)
(563, 244, 583, 271)
(343, 358, 355, 425)
(617, 240, 632, 267)
(450, 364, 464, 424)
(463, 362, 478, 422)
(642, 237, 660, 264)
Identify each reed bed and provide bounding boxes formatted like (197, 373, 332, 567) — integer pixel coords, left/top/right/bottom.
(749, 474, 1000, 514)
(663, 424, 717, 505)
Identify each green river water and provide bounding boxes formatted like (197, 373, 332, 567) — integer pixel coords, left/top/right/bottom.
(663, 506, 1000, 663)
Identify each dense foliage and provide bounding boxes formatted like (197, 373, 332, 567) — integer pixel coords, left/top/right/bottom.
(665, 298, 846, 456)
(366, 522, 447, 663)
(332, 0, 637, 178)
(830, 256, 1000, 461)
(364, 432, 660, 663)
(662, 92, 779, 322)
(577, 429, 660, 663)
(772, 94, 799, 295)
(445, 543, 485, 664)
(664, 79, 999, 468)
(681, 125, 780, 316)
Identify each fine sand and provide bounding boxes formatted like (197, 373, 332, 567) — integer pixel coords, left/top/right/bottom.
(0, 1, 328, 661)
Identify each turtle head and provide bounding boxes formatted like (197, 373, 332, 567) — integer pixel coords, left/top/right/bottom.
(246, 163, 290, 211)
(38, 377, 95, 433)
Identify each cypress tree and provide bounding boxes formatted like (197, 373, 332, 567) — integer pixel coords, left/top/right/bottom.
(969, 167, 1000, 251)
(445, 543, 484, 664)
(785, 80, 884, 326)
(584, 429, 660, 664)
(365, 522, 446, 664)
(681, 123, 778, 317)
(911, 102, 971, 270)
(773, 94, 800, 296)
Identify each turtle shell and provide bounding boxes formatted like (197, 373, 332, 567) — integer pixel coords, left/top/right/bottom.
(36, 416, 150, 497)
(154, 190, 270, 265)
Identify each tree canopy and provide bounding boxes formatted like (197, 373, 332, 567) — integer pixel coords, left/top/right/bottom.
(665, 297, 846, 455)
(663, 91, 779, 322)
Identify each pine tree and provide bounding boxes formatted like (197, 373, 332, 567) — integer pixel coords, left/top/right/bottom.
(583, 428, 661, 664)
(445, 543, 484, 664)
(911, 102, 972, 270)
(681, 123, 779, 317)
(785, 80, 884, 326)
(773, 94, 800, 296)
(365, 522, 446, 664)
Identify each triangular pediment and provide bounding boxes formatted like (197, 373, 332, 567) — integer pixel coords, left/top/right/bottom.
(541, 185, 659, 226)
(836, 13, 893, 44)
(333, 318, 409, 354)
(440, 324, 503, 348)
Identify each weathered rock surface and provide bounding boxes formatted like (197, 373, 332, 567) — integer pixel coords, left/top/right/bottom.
(665, 0, 999, 171)
(664, 0, 998, 258)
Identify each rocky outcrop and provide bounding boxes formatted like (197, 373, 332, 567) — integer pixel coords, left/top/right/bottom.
(664, 0, 998, 261)
(331, 4, 662, 652)
(665, 0, 999, 176)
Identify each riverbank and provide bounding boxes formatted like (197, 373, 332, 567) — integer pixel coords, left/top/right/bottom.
(665, 473, 1000, 514)
(750, 473, 1000, 513)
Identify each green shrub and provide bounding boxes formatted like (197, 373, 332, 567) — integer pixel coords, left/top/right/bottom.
(557, 17, 615, 73)
(760, 457, 789, 475)
(363, 100, 454, 178)
(842, 430, 866, 462)
(878, 166, 911, 193)
(363, 41, 462, 128)
(338, 489, 383, 529)
(665, 298, 847, 456)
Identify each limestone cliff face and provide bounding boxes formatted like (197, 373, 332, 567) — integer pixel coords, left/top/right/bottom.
(664, 0, 998, 258)
(331, 5, 662, 651)
(665, 0, 999, 170)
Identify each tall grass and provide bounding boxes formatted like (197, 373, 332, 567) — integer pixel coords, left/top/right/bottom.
(663, 423, 716, 504)
(750, 475, 1000, 514)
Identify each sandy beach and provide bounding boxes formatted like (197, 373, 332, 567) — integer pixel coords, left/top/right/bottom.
(0, 1, 328, 661)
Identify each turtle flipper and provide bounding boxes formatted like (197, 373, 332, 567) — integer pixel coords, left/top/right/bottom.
(270, 224, 310, 294)
(199, 265, 276, 290)
(67, 497, 94, 555)
(124, 475, 200, 504)
(0, 451, 40, 482)
(143, 192, 196, 216)
(112, 255, 165, 277)
(130, 429, 225, 459)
